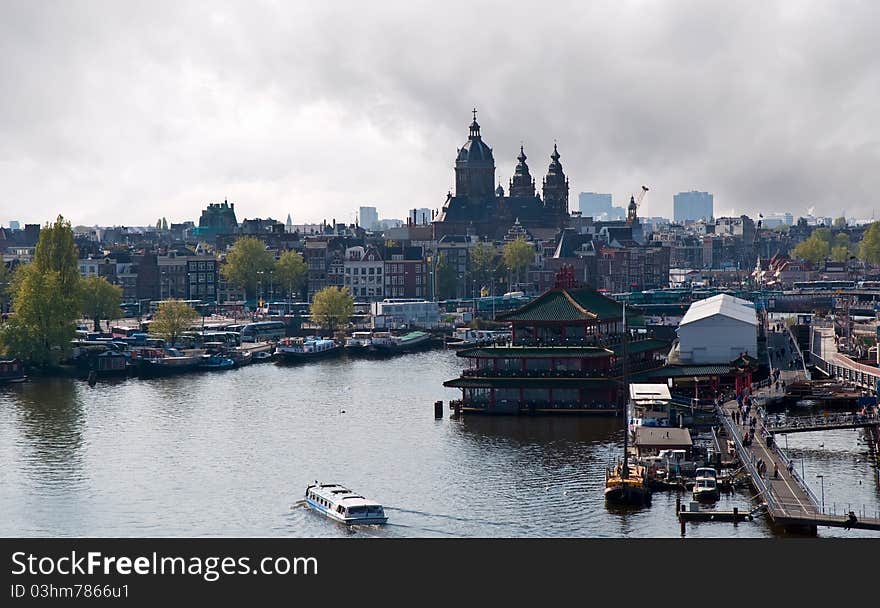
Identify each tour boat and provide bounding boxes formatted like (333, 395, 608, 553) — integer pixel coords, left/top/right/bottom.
(304, 482, 388, 525)
(692, 467, 720, 502)
(275, 337, 341, 363)
(0, 359, 27, 384)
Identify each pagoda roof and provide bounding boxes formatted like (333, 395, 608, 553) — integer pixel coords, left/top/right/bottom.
(496, 287, 640, 323)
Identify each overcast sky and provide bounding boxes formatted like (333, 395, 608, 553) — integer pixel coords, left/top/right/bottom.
(2, 0, 880, 228)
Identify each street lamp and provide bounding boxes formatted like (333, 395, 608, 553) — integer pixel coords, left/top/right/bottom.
(817, 474, 825, 512)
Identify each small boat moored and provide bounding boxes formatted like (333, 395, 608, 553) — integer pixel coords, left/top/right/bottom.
(304, 482, 388, 525)
(0, 358, 27, 384)
(692, 467, 720, 502)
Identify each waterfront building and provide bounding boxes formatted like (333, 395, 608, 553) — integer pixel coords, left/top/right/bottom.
(371, 298, 440, 329)
(673, 191, 714, 222)
(443, 266, 670, 415)
(675, 294, 758, 363)
(633, 427, 693, 459)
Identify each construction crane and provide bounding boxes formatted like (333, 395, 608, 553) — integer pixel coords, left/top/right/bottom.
(626, 186, 649, 224)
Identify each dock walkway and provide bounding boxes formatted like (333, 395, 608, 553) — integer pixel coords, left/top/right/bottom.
(718, 329, 880, 533)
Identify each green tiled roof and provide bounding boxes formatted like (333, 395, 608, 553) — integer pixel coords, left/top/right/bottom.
(457, 346, 612, 359)
(443, 377, 616, 389)
(497, 287, 643, 323)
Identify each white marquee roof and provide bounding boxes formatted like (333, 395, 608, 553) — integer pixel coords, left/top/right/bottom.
(679, 294, 758, 327)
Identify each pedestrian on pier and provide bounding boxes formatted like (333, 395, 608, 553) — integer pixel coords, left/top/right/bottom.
(788, 461, 794, 475)
(773, 464, 779, 479)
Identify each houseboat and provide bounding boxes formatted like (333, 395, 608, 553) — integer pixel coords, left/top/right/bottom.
(345, 331, 373, 355)
(0, 359, 27, 384)
(304, 482, 387, 525)
(198, 353, 236, 370)
(135, 348, 201, 377)
(369, 330, 432, 355)
(275, 337, 341, 363)
(443, 266, 669, 415)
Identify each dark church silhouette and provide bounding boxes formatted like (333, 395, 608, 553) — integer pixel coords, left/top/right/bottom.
(433, 109, 569, 240)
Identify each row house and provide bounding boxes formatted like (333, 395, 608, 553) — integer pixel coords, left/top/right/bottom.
(385, 246, 428, 299)
(344, 245, 384, 301)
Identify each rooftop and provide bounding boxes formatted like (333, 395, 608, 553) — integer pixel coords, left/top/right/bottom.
(679, 293, 757, 327)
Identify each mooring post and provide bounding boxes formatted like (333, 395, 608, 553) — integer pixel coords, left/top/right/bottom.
(680, 517, 686, 536)
(675, 495, 681, 517)
(733, 507, 738, 524)
(434, 400, 443, 419)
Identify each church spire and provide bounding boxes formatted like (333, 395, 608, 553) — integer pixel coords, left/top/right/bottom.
(542, 142, 569, 220)
(469, 107, 481, 139)
(509, 143, 535, 197)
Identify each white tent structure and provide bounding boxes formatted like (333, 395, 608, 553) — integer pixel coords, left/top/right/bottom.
(676, 294, 758, 364)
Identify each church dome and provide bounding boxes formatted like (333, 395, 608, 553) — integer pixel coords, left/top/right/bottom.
(456, 110, 494, 164)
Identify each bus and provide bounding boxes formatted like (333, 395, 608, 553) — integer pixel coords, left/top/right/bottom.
(240, 321, 287, 343)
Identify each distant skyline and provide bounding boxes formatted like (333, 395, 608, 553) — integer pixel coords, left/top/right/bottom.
(3, 1, 880, 227)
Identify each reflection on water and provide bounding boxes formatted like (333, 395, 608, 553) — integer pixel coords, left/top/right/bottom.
(0, 351, 877, 537)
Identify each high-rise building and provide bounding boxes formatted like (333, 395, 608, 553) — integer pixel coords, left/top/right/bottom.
(673, 191, 714, 222)
(359, 206, 379, 231)
(577, 192, 624, 220)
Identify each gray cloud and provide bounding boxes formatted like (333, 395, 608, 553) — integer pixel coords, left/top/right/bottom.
(2, 0, 879, 227)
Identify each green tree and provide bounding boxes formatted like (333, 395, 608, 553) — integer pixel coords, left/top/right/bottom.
(833, 216, 847, 229)
(0, 216, 81, 366)
(859, 221, 880, 265)
(434, 254, 459, 300)
(33, 215, 81, 297)
(0, 265, 75, 366)
(310, 286, 354, 336)
(221, 236, 275, 303)
(502, 237, 534, 290)
(831, 245, 849, 262)
(469, 241, 497, 296)
(149, 300, 199, 347)
(274, 250, 308, 300)
(792, 233, 830, 264)
(80, 276, 123, 332)
(0, 261, 10, 313)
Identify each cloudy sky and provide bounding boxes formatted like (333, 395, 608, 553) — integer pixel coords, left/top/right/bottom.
(2, 0, 879, 228)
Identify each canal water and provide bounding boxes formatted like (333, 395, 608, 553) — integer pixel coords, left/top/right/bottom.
(1, 351, 877, 537)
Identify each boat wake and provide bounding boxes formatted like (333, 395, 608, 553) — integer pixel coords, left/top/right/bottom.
(384, 506, 519, 528)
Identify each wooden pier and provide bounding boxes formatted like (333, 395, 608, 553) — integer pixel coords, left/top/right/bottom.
(764, 411, 880, 435)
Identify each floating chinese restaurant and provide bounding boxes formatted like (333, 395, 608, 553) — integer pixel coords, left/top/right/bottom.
(444, 268, 670, 414)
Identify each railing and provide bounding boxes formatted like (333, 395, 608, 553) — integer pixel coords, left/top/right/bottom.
(766, 411, 880, 432)
(715, 405, 779, 513)
(461, 368, 610, 378)
(785, 324, 810, 380)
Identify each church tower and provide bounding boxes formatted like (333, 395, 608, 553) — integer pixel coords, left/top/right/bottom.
(454, 109, 495, 199)
(509, 145, 536, 197)
(542, 143, 569, 221)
